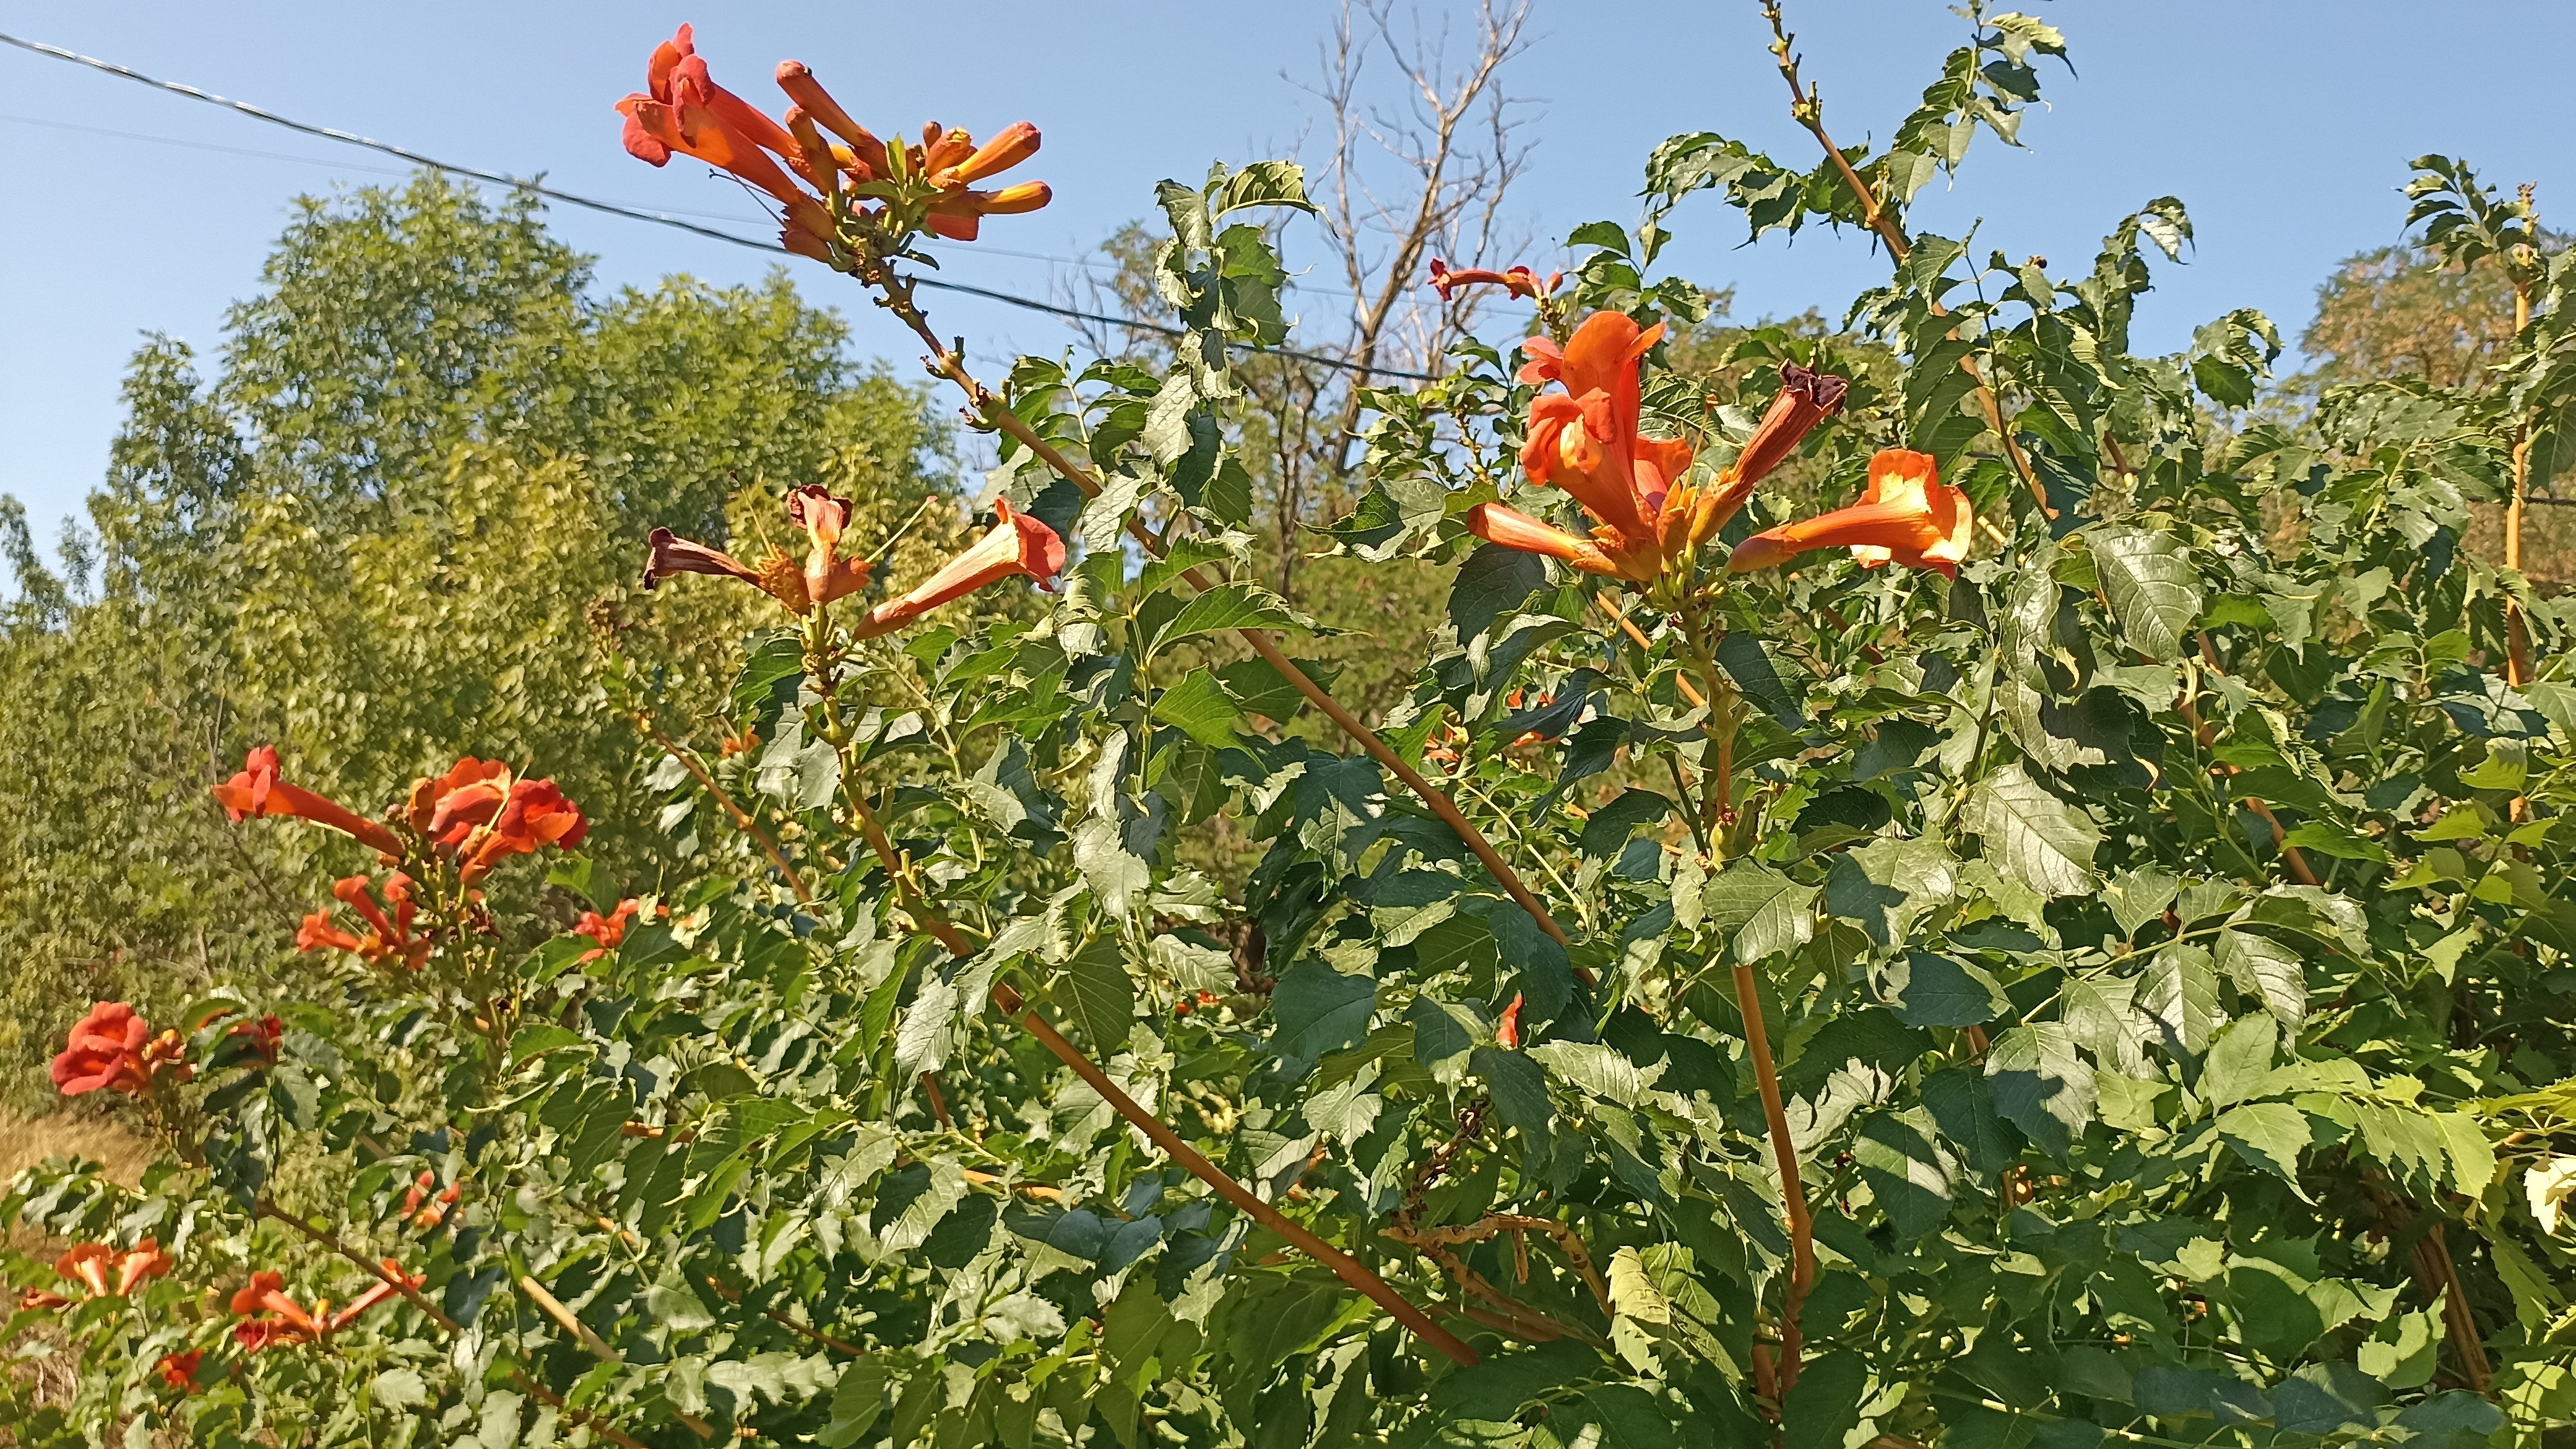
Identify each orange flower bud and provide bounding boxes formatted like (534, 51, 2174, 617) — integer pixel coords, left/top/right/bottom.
(939, 121, 1039, 186)
(774, 61, 888, 175)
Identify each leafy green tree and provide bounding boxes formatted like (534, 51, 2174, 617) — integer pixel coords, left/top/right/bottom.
(0, 173, 953, 1102)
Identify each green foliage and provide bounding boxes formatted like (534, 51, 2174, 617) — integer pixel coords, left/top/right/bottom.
(0, 172, 952, 1103)
(12, 17, 2576, 1449)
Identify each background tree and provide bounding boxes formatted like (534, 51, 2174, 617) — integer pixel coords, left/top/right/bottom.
(0, 173, 961, 1107)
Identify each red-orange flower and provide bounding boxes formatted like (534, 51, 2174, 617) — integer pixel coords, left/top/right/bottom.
(852, 500, 1066, 639)
(56, 1244, 115, 1298)
(228, 1269, 323, 1351)
(155, 1351, 202, 1392)
(1495, 993, 1526, 1050)
(1464, 312, 1693, 582)
(113, 1240, 172, 1297)
(457, 779, 588, 887)
(1427, 259, 1562, 301)
(1467, 327, 1847, 584)
(575, 899, 641, 962)
(212, 747, 405, 858)
(787, 485, 873, 608)
(618, 29, 1050, 249)
(300, 875, 428, 970)
(644, 486, 871, 616)
(51, 1002, 156, 1097)
(417, 758, 512, 848)
(1729, 448, 1974, 579)
(227, 1014, 285, 1064)
(18, 1287, 70, 1312)
(401, 1170, 460, 1231)
(616, 25, 810, 213)
(53, 1240, 168, 1300)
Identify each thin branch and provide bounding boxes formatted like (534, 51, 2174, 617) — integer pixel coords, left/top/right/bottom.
(635, 716, 811, 906)
(992, 982, 1480, 1366)
(1761, 0, 2051, 518)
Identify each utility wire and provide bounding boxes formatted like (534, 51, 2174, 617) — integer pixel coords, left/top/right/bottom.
(0, 30, 1444, 383)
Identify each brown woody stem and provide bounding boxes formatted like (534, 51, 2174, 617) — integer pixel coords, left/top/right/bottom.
(992, 982, 1479, 1367)
(638, 718, 811, 906)
(1762, 0, 2051, 518)
(1732, 959, 1815, 1395)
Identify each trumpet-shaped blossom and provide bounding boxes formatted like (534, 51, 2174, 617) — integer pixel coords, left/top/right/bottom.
(643, 485, 872, 616)
(417, 758, 511, 849)
(459, 779, 589, 887)
(155, 1351, 202, 1392)
(1427, 259, 1561, 301)
(20, 1287, 70, 1311)
(51, 1001, 170, 1097)
(299, 875, 428, 971)
(1727, 448, 1975, 579)
(213, 746, 405, 858)
(1466, 334, 1848, 584)
(229, 1271, 324, 1351)
(618, 28, 1050, 249)
(787, 485, 873, 608)
(852, 500, 1066, 639)
(1464, 311, 1696, 582)
(575, 899, 642, 962)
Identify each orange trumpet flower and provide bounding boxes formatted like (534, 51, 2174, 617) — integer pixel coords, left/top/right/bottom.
(56, 1244, 116, 1299)
(616, 25, 807, 210)
(1463, 311, 1691, 581)
(458, 778, 588, 886)
(213, 746, 405, 858)
(1728, 448, 1974, 579)
(155, 1351, 202, 1391)
(851, 500, 1066, 639)
(643, 485, 871, 616)
(575, 899, 641, 962)
(787, 485, 873, 609)
(1466, 328, 1848, 584)
(50, 1001, 154, 1097)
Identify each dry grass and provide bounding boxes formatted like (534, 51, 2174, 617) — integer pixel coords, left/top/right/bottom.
(0, 1110, 155, 1192)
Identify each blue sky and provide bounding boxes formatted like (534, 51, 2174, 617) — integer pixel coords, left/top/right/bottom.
(5, 1, 2572, 543)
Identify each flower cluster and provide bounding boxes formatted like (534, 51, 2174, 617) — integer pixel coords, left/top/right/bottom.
(1463, 311, 1727, 582)
(18, 1239, 170, 1311)
(228, 1261, 419, 1352)
(50, 1001, 187, 1098)
(400, 1170, 460, 1231)
(408, 756, 589, 887)
(1461, 308, 1971, 584)
(617, 24, 1049, 253)
(648, 486, 1066, 631)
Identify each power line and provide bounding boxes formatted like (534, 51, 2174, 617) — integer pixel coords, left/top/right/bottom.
(0, 30, 1441, 383)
